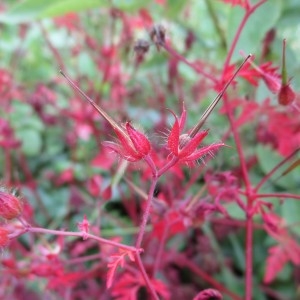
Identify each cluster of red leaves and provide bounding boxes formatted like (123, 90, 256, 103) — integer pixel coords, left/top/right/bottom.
(263, 212, 300, 283)
(111, 272, 170, 300)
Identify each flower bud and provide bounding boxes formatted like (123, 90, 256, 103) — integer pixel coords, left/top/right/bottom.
(0, 227, 9, 247)
(278, 39, 295, 106)
(193, 289, 223, 300)
(0, 190, 23, 220)
(125, 122, 151, 157)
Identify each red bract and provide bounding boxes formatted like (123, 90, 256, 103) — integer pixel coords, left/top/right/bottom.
(167, 110, 224, 163)
(103, 122, 151, 162)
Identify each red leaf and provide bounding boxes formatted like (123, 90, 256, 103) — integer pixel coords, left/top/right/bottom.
(87, 175, 102, 197)
(107, 250, 136, 289)
(111, 272, 170, 300)
(264, 245, 288, 283)
(102, 185, 112, 200)
(153, 210, 186, 239)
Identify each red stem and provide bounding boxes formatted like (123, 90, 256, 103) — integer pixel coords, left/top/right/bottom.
(134, 252, 160, 300)
(222, 0, 268, 73)
(221, 2, 268, 298)
(255, 148, 300, 192)
(161, 42, 218, 84)
(12, 226, 139, 253)
(255, 193, 300, 201)
(135, 176, 158, 248)
(223, 92, 254, 298)
(39, 23, 66, 72)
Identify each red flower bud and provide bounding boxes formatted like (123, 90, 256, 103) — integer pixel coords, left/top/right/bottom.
(193, 289, 223, 300)
(126, 122, 151, 157)
(278, 84, 295, 106)
(103, 123, 151, 162)
(0, 190, 23, 220)
(0, 227, 9, 247)
(278, 39, 296, 106)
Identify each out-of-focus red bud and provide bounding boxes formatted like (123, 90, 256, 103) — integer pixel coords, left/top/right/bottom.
(185, 30, 196, 51)
(0, 227, 9, 248)
(278, 84, 296, 106)
(193, 288, 223, 300)
(278, 39, 296, 105)
(0, 190, 23, 220)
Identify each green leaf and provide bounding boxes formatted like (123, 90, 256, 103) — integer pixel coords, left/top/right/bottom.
(256, 145, 298, 190)
(165, 0, 186, 18)
(1, 0, 58, 23)
(10, 101, 44, 131)
(281, 200, 300, 235)
(226, 0, 282, 62)
(0, 0, 105, 24)
(37, 187, 70, 222)
(111, 0, 146, 12)
(15, 129, 42, 157)
(78, 52, 96, 77)
(40, 0, 105, 18)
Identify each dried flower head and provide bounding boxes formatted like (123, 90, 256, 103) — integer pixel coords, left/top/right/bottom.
(149, 24, 166, 51)
(134, 39, 150, 57)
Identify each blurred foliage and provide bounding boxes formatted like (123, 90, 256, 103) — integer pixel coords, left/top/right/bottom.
(1, 0, 300, 299)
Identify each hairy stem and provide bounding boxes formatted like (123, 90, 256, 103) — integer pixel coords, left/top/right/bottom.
(12, 226, 139, 253)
